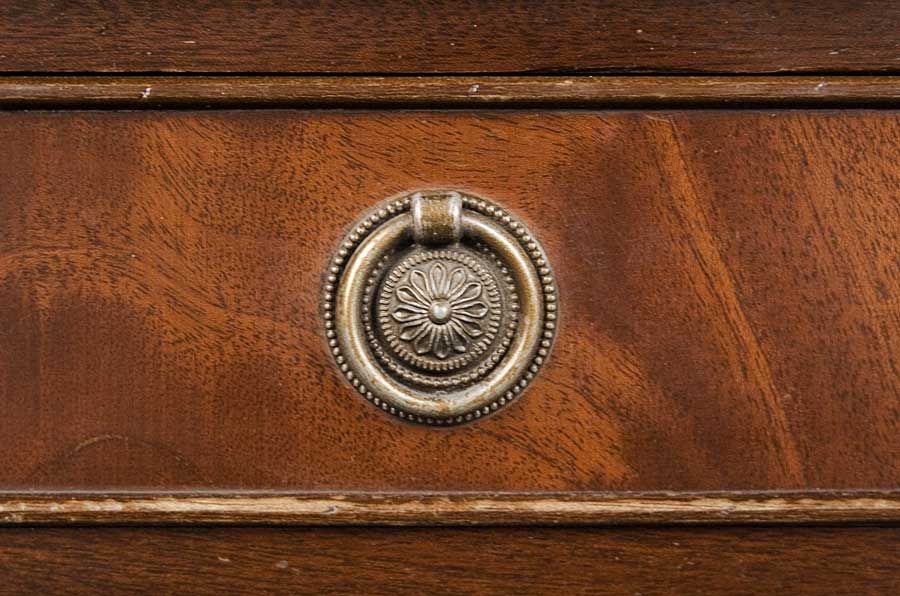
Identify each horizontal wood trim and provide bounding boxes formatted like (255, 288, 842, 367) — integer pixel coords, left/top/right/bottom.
(2, 493, 900, 525)
(2, 1, 899, 75)
(1, 76, 899, 108)
(4, 526, 900, 594)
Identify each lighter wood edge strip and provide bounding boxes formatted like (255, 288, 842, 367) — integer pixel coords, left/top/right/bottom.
(0, 76, 899, 107)
(2, 493, 900, 525)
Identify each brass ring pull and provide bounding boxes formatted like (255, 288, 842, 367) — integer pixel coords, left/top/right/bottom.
(324, 190, 557, 425)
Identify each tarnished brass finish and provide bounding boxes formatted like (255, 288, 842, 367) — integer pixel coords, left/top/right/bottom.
(324, 190, 557, 424)
(411, 190, 462, 245)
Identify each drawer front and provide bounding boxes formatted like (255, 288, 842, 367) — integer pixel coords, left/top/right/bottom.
(1, 110, 899, 493)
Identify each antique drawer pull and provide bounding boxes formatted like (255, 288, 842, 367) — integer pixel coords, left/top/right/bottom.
(324, 190, 557, 424)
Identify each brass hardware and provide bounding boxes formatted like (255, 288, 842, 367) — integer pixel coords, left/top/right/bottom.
(411, 191, 462, 245)
(324, 190, 557, 425)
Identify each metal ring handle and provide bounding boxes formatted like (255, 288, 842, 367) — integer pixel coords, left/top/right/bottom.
(324, 191, 557, 425)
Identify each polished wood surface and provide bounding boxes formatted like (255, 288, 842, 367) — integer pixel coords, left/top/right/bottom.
(2, 526, 899, 595)
(2, 1, 900, 75)
(1, 76, 900, 108)
(1, 110, 899, 492)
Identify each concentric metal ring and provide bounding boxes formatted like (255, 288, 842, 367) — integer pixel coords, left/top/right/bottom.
(323, 191, 557, 424)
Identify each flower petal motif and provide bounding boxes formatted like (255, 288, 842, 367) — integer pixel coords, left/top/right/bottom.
(429, 263, 447, 297)
(455, 301, 488, 318)
(446, 267, 466, 298)
(446, 323, 468, 353)
(395, 286, 426, 310)
(450, 282, 481, 304)
(398, 320, 428, 341)
(391, 261, 491, 360)
(432, 327, 451, 359)
(451, 317, 483, 338)
(413, 325, 435, 354)
(391, 304, 427, 322)
(409, 270, 433, 303)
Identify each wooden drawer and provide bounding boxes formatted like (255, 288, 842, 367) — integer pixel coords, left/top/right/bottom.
(1, 109, 898, 496)
(2, 2, 900, 592)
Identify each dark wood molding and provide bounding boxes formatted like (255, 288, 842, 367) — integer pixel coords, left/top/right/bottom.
(2, 493, 900, 526)
(1, 76, 899, 108)
(2, 1, 899, 75)
(4, 526, 900, 594)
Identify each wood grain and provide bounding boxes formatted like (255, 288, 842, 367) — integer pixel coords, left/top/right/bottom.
(3, 493, 900, 526)
(2, 526, 899, 595)
(1, 76, 900, 108)
(2, 1, 900, 74)
(1, 110, 899, 493)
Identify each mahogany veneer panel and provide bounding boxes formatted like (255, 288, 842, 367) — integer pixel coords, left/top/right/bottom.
(2, 0, 900, 74)
(2, 526, 900, 595)
(1, 110, 899, 492)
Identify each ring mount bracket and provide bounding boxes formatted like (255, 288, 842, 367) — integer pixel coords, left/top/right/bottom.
(411, 191, 463, 245)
